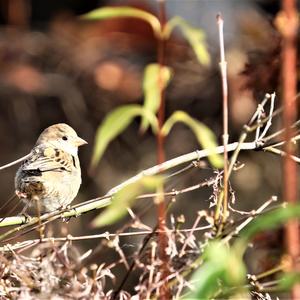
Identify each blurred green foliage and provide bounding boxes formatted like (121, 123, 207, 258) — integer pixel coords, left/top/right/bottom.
(184, 242, 246, 299)
(92, 176, 164, 227)
(162, 111, 223, 168)
(141, 63, 172, 132)
(91, 105, 158, 168)
(185, 204, 300, 299)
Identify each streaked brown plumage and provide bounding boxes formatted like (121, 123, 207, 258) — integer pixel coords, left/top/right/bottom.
(15, 123, 87, 212)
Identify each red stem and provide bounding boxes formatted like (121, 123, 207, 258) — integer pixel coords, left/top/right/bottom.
(7, 0, 29, 27)
(156, 1, 169, 298)
(280, 0, 299, 298)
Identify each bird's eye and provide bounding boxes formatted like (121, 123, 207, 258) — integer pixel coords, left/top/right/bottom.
(62, 136, 68, 141)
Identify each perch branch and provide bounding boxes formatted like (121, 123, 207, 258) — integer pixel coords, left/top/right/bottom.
(0, 140, 283, 230)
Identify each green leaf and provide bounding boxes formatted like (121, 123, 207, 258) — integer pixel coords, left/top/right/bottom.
(81, 7, 162, 38)
(185, 242, 246, 299)
(164, 16, 210, 66)
(91, 105, 158, 168)
(92, 176, 164, 227)
(239, 204, 300, 243)
(161, 111, 223, 168)
(278, 272, 300, 291)
(235, 204, 300, 254)
(141, 64, 172, 132)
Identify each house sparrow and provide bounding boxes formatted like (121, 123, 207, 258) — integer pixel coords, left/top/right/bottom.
(15, 123, 87, 213)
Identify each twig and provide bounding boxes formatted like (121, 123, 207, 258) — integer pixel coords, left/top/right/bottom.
(249, 264, 284, 282)
(258, 92, 276, 140)
(146, 241, 158, 299)
(112, 225, 158, 299)
(264, 133, 300, 148)
(227, 131, 248, 178)
(252, 94, 269, 141)
(228, 93, 276, 177)
(107, 141, 256, 196)
(138, 178, 215, 199)
(262, 119, 300, 143)
(0, 153, 30, 171)
(179, 211, 204, 257)
(222, 196, 277, 244)
(217, 13, 229, 228)
(250, 94, 271, 125)
(263, 146, 300, 163)
(0, 197, 112, 239)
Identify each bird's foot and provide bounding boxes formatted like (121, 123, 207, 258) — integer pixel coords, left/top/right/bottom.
(15, 190, 27, 199)
(61, 205, 72, 223)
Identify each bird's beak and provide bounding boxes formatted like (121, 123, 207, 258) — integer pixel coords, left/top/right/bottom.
(74, 136, 88, 147)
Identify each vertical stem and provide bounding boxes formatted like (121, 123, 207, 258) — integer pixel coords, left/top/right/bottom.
(156, 0, 169, 298)
(217, 14, 229, 226)
(157, 6, 166, 163)
(278, 0, 299, 298)
(7, 0, 29, 27)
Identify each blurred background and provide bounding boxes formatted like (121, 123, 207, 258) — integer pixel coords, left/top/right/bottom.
(0, 0, 296, 293)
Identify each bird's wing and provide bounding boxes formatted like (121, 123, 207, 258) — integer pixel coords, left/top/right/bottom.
(21, 146, 75, 173)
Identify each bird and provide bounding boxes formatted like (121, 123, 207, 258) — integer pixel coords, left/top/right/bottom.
(15, 123, 87, 213)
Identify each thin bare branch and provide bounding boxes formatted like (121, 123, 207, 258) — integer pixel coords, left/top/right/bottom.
(222, 196, 278, 244)
(217, 13, 229, 227)
(0, 153, 30, 171)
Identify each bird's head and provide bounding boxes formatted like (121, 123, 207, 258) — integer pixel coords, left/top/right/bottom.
(36, 123, 87, 155)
